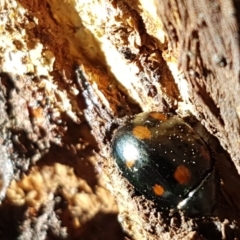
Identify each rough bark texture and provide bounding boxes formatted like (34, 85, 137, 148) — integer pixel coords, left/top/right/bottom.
(0, 0, 240, 239)
(156, 0, 240, 229)
(78, 1, 240, 239)
(156, 0, 240, 172)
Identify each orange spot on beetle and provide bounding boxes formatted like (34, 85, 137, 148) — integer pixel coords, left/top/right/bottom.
(132, 126, 151, 140)
(152, 184, 165, 196)
(125, 159, 136, 169)
(174, 165, 191, 185)
(149, 112, 168, 121)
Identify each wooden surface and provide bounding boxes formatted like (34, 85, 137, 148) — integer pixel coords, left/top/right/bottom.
(157, 0, 240, 170)
(1, 0, 240, 239)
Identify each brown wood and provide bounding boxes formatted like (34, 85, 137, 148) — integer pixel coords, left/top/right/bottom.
(156, 0, 240, 169)
(1, 0, 240, 239)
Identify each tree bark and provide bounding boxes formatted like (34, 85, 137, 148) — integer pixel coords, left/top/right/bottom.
(0, 0, 240, 239)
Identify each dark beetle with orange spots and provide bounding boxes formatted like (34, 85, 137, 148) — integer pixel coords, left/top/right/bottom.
(112, 112, 216, 216)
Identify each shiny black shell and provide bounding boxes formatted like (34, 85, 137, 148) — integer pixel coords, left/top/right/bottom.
(112, 112, 215, 216)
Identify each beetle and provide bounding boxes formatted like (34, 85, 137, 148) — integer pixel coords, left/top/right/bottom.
(112, 112, 216, 216)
